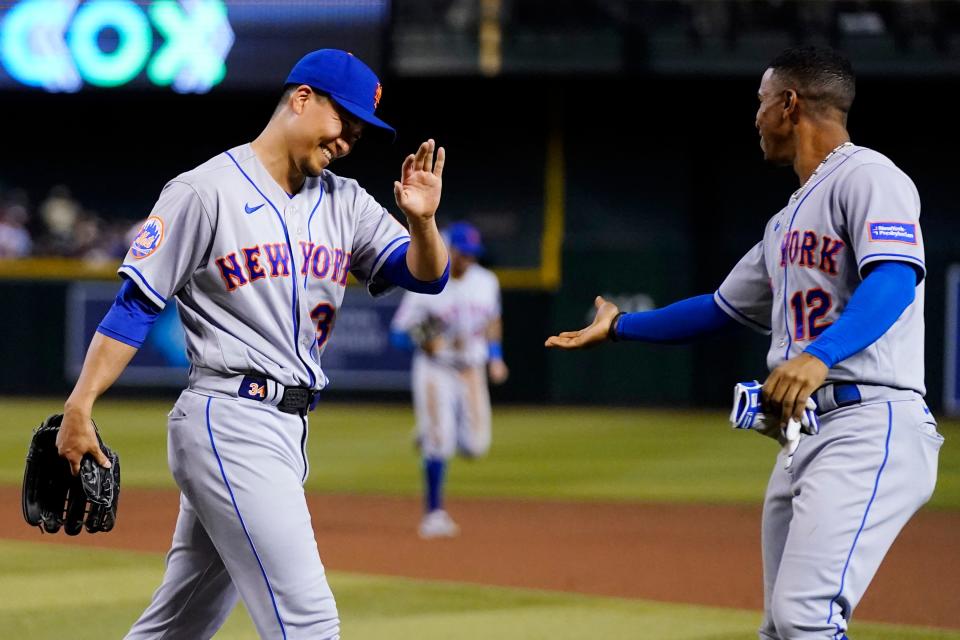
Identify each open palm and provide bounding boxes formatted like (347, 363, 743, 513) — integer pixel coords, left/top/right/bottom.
(394, 139, 445, 221)
(545, 296, 622, 349)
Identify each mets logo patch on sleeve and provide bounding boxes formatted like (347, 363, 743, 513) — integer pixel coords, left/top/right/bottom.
(869, 222, 917, 244)
(131, 216, 164, 259)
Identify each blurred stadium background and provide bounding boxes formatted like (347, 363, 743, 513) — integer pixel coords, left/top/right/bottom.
(1, 1, 960, 638)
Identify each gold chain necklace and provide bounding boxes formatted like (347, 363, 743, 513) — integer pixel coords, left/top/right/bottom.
(790, 141, 854, 202)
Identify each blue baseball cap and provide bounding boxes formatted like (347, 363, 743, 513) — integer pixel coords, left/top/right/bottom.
(445, 221, 484, 257)
(286, 49, 395, 137)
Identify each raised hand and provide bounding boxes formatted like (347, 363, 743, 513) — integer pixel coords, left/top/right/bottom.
(394, 139, 445, 222)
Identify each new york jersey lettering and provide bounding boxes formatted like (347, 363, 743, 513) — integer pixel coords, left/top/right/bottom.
(779, 229, 845, 276)
(214, 241, 352, 292)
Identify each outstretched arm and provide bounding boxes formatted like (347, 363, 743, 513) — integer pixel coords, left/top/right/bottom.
(545, 294, 736, 350)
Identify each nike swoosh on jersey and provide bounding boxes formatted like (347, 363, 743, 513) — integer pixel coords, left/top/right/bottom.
(244, 202, 265, 214)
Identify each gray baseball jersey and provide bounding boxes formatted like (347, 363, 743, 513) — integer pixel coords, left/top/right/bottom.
(715, 145, 926, 393)
(119, 142, 409, 390)
(713, 145, 942, 638)
(123, 143, 410, 640)
(392, 263, 501, 369)
(391, 264, 502, 460)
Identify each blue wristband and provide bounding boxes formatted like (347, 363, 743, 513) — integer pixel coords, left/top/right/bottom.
(488, 342, 503, 360)
(390, 329, 416, 352)
(378, 241, 449, 294)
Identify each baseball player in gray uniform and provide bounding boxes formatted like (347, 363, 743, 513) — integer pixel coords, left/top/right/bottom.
(390, 222, 508, 538)
(54, 49, 450, 639)
(547, 46, 942, 639)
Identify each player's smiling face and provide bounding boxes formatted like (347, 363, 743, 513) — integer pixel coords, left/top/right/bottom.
(291, 89, 365, 177)
(756, 68, 796, 166)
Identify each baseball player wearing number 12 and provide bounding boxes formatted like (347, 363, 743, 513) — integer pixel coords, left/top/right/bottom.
(55, 49, 450, 639)
(547, 46, 942, 639)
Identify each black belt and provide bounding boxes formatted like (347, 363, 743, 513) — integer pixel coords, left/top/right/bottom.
(238, 374, 319, 415)
(277, 386, 320, 415)
(815, 383, 862, 416)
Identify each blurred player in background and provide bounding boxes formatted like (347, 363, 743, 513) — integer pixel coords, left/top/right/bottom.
(391, 222, 508, 538)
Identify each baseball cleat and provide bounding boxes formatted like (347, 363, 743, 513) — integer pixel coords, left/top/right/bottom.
(418, 509, 460, 539)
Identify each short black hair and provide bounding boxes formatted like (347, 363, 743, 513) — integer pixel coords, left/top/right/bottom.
(768, 46, 856, 115)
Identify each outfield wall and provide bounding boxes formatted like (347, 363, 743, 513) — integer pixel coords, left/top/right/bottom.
(2, 75, 958, 408)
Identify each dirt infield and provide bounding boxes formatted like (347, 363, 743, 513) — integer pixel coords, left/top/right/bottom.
(2, 487, 958, 629)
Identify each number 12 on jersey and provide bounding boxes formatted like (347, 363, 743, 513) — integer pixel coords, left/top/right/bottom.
(790, 288, 833, 341)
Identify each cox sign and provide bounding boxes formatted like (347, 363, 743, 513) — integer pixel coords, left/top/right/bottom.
(0, 0, 234, 93)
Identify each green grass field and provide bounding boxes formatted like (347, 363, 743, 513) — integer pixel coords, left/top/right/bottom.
(3, 397, 958, 507)
(1, 541, 957, 640)
(1, 397, 957, 639)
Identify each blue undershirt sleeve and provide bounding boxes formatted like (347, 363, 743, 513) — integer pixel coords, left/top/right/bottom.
(96, 278, 163, 348)
(377, 242, 450, 294)
(803, 261, 916, 368)
(613, 294, 737, 343)
(389, 329, 416, 352)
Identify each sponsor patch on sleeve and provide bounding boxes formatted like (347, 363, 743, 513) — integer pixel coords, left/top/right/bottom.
(868, 221, 917, 244)
(131, 216, 165, 259)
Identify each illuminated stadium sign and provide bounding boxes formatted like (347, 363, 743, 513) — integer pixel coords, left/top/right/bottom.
(0, 0, 234, 93)
(0, 1, 388, 93)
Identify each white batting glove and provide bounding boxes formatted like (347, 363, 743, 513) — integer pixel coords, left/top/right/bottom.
(796, 397, 820, 435)
(731, 381, 820, 469)
(781, 416, 802, 469)
(730, 381, 820, 436)
(730, 380, 764, 430)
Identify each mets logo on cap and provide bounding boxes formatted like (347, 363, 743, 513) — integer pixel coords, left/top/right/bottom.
(374, 82, 382, 109)
(131, 216, 164, 259)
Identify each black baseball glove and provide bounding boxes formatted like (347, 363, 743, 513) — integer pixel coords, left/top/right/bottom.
(22, 414, 120, 535)
(409, 314, 447, 348)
